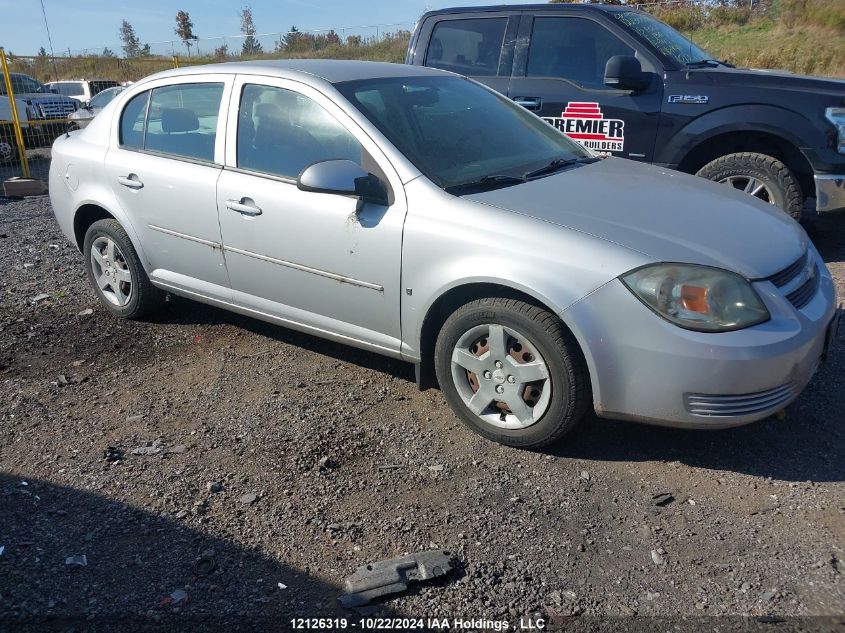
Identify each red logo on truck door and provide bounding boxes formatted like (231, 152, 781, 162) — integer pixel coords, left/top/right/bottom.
(544, 102, 625, 153)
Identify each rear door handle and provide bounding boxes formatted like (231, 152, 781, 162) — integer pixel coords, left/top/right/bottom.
(226, 198, 263, 216)
(117, 174, 143, 189)
(513, 97, 542, 111)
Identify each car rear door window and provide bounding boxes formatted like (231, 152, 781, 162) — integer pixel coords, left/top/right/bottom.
(119, 90, 150, 150)
(426, 18, 507, 76)
(236, 84, 363, 180)
(143, 83, 224, 162)
(527, 17, 635, 87)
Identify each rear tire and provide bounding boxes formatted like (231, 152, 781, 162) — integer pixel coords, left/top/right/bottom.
(83, 219, 163, 319)
(696, 152, 803, 220)
(434, 297, 590, 448)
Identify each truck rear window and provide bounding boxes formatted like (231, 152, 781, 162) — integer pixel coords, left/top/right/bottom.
(426, 18, 507, 77)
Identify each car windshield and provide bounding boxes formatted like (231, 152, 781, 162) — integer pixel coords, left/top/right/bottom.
(335, 75, 589, 191)
(612, 11, 712, 66)
(90, 87, 123, 108)
(1, 73, 48, 95)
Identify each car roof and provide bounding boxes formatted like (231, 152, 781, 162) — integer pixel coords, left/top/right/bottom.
(146, 59, 448, 85)
(420, 3, 631, 17)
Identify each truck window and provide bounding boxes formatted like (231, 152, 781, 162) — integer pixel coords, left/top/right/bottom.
(426, 18, 507, 77)
(527, 18, 634, 87)
(54, 82, 85, 97)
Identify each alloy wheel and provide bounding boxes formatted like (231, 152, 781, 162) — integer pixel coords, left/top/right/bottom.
(90, 236, 133, 307)
(719, 175, 776, 205)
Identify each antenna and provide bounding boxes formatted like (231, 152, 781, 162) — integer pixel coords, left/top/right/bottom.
(39, 0, 59, 81)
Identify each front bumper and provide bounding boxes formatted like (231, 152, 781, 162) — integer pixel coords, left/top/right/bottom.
(814, 173, 845, 213)
(565, 250, 837, 428)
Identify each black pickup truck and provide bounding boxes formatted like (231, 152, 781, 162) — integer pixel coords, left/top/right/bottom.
(406, 3, 845, 218)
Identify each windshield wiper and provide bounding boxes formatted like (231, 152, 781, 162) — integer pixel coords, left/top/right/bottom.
(684, 58, 734, 68)
(523, 156, 599, 180)
(445, 174, 526, 194)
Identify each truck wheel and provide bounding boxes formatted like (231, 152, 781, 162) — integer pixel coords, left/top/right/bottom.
(434, 297, 590, 448)
(696, 152, 803, 220)
(0, 136, 18, 164)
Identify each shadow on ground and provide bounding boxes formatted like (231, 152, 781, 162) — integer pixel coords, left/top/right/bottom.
(0, 473, 399, 632)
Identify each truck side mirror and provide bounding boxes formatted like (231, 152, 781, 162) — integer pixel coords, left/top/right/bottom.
(604, 55, 649, 92)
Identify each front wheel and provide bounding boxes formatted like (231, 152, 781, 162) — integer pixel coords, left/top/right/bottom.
(696, 152, 803, 220)
(0, 135, 18, 164)
(434, 297, 590, 448)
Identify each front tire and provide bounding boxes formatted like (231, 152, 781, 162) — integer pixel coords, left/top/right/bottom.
(83, 219, 162, 319)
(0, 135, 18, 164)
(434, 297, 590, 448)
(696, 152, 803, 220)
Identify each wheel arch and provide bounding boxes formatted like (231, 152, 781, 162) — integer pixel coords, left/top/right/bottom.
(414, 281, 593, 396)
(657, 103, 820, 195)
(71, 198, 151, 273)
(676, 129, 814, 196)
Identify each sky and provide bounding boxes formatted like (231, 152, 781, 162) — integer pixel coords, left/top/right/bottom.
(0, 0, 541, 56)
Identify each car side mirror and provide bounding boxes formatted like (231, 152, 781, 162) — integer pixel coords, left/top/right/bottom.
(604, 55, 649, 92)
(297, 159, 388, 205)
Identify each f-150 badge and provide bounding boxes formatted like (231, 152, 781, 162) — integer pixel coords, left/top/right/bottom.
(668, 94, 709, 104)
(544, 102, 625, 153)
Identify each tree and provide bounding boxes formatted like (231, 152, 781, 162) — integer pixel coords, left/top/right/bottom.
(102, 47, 117, 58)
(119, 20, 142, 57)
(281, 25, 303, 52)
(175, 10, 198, 56)
(240, 6, 263, 56)
(213, 44, 229, 60)
(346, 34, 362, 47)
(326, 30, 341, 46)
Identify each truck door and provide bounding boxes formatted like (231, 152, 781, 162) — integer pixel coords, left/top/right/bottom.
(413, 11, 520, 97)
(508, 13, 663, 162)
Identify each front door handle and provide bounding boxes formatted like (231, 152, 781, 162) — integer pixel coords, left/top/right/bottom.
(225, 198, 263, 216)
(117, 174, 143, 189)
(513, 96, 542, 111)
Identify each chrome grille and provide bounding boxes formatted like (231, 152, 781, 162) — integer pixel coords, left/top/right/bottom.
(684, 383, 796, 417)
(34, 99, 76, 119)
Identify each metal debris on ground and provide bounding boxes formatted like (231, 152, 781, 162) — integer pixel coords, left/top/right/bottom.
(160, 588, 189, 607)
(0, 545, 4, 556)
(65, 554, 87, 566)
(130, 440, 163, 456)
(30, 294, 50, 303)
(338, 549, 455, 608)
(77, 308, 93, 316)
(652, 492, 675, 507)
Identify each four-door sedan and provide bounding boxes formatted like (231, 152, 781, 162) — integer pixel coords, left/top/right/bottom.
(49, 60, 838, 448)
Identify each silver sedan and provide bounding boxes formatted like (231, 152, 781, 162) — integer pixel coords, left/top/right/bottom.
(48, 60, 839, 447)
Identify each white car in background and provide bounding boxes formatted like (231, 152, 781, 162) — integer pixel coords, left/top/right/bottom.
(46, 79, 119, 106)
(68, 86, 125, 128)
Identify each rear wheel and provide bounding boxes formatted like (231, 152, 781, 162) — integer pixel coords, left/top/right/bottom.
(434, 297, 590, 448)
(83, 219, 163, 319)
(696, 152, 803, 220)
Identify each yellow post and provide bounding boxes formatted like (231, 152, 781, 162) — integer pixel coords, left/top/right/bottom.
(0, 47, 31, 179)
(172, 55, 180, 68)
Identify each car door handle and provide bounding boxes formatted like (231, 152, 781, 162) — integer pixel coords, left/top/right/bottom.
(513, 97, 542, 111)
(225, 198, 263, 216)
(117, 174, 143, 189)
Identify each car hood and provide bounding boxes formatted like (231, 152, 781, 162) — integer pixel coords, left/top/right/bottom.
(692, 66, 845, 96)
(12, 92, 76, 102)
(465, 158, 808, 279)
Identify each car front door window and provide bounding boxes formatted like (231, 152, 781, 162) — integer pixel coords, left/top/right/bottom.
(237, 83, 363, 179)
(526, 17, 636, 88)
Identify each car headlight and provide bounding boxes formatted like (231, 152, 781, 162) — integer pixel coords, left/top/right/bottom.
(826, 107, 845, 154)
(621, 263, 770, 332)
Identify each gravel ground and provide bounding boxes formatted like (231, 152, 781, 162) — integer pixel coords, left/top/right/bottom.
(1, 195, 844, 633)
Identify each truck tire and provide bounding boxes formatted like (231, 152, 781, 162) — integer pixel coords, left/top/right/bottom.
(696, 152, 803, 220)
(0, 135, 18, 164)
(434, 297, 590, 448)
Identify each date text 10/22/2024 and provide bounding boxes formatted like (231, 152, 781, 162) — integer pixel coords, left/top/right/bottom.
(290, 617, 547, 630)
